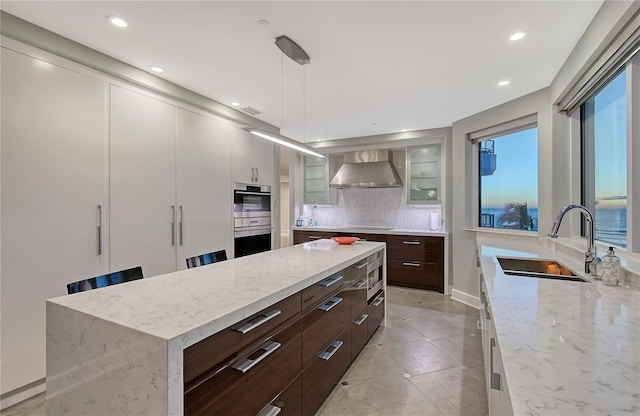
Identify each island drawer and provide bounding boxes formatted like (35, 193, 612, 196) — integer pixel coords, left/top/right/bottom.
(184, 319, 301, 416)
(301, 327, 351, 416)
(262, 374, 301, 416)
(351, 311, 369, 360)
(367, 290, 385, 339)
(184, 292, 301, 386)
(349, 271, 368, 321)
(301, 268, 350, 314)
(302, 285, 350, 369)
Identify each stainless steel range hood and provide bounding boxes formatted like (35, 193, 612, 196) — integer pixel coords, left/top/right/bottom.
(329, 149, 403, 188)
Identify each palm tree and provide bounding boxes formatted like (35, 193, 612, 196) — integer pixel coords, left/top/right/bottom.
(498, 202, 533, 230)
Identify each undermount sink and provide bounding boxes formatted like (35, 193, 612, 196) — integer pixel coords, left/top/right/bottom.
(496, 256, 588, 282)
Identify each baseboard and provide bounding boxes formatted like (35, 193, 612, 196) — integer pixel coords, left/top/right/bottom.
(0, 379, 45, 410)
(451, 288, 481, 309)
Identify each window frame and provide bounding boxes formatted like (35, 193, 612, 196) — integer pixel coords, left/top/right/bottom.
(576, 53, 640, 253)
(469, 115, 539, 232)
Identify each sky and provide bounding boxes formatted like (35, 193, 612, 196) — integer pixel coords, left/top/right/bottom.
(480, 128, 538, 209)
(593, 69, 627, 200)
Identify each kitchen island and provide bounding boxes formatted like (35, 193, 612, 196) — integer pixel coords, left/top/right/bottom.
(477, 233, 640, 415)
(46, 240, 386, 415)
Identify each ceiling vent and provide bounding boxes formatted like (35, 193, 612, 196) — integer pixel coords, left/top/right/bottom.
(241, 106, 261, 115)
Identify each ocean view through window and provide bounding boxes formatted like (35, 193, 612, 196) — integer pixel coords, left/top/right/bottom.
(478, 127, 538, 231)
(582, 70, 627, 248)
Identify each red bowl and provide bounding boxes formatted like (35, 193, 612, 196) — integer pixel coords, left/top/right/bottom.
(332, 236, 359, 245)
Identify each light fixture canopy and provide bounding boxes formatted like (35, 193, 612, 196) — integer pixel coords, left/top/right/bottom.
(275, 35, 310, 65)
(244, 128, 325, 158)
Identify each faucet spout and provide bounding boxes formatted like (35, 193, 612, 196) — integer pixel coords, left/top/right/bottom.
(548, 204, 597, 276)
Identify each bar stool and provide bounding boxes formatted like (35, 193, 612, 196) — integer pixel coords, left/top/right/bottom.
(66, 266, 144, 294)
(185, 249, 227, 269)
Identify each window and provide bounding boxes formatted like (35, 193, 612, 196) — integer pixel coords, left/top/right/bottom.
(581, 70, 628, 248)
(473, 117, 539, 231)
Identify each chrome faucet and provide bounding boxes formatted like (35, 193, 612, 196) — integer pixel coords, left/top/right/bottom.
(548, 204, 598, 276)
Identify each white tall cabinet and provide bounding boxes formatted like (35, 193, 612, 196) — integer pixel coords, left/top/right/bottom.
(109, 85, 178, 277)
(1, 48, 107, 394)
(176, 109, 232, 268)
(231, 129, 274, 185)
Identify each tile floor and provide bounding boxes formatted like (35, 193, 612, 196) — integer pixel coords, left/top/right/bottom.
(315, 286, 488, 416)
(1, 286, 486, 416)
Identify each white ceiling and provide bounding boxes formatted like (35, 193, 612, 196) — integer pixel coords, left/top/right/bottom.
(2, 1, 603, 142)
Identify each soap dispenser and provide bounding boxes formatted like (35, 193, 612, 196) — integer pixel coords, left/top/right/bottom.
(601, 246, 621, 286)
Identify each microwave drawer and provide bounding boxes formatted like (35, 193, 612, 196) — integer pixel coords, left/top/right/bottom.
(184, 319, 301, 416)
(184, 292, 301, 386)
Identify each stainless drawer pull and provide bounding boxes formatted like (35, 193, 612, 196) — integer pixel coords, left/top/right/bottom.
(402, 241, 421, 245)
(372, 296, 384, 307)
(232, 310, 282, 334)
(490, 338, 501, 390)
(96, 205, 102, 256)
(318, 340, 343, 360)
(480, 291, 486, 305)
(353, 261, 368, 270)
(402, 262, 421, 267)
(318, 296, 343, 312)
(308, 236, 323, 240)
(231, 341, 281, 373)
(318, 274, 343, 287)
(257, 404, 282, 416)
(353, 313, 368, 326)
(352, 278, 367, 289)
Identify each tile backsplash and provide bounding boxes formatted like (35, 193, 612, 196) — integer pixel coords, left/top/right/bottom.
(305, 188, 442, 230)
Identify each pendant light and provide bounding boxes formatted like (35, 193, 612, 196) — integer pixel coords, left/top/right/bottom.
(246, 35, 324, 158)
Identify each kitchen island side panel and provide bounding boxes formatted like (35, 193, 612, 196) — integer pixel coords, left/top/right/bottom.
(46, 302, 169, 416)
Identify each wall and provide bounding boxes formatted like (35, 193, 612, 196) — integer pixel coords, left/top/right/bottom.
(310, 188, 442, 230)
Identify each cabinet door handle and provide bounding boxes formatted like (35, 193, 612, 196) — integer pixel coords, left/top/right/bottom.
(318, 274, 343, 287)
(318, 340, 343, 360)
(372, 296, 384, 307)
(256, 167, 259, 182)
(96, 205, 102, 256)
(402, 241, 421, 245)
(232, 310, 282, 334)
(353, 313, 368, 326)
(308, 236, 322, 240)
(251, 167, 255, 182)
(480, 291, 486, 305)
(353, 261, 368, 270)
(402, 262, 421, 267)
(490, 338, 501, 390)
(317, 296, 343, 312)
(257, 404, 282, 416)
(231, 340, 281, 373)
(171, 205, 176, 246)
(352, 279, 367, 289)
(179, 205, 184, 245)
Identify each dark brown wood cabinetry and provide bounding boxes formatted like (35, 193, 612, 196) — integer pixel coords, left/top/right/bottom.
(293, 230, 445, 293)
(183, 255, 385, 416)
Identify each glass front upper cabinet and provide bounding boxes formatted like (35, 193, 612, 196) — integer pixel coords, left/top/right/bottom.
(407, 144, 441, 204)
(304, 156, 334, 205)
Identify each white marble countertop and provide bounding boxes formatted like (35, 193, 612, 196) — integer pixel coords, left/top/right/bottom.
(477, 234, 640, 415)
(293, 225, 447, 237)
(48, 241, 385, 348)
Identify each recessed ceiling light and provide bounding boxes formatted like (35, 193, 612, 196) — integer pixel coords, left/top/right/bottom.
(498, 80, 510, 87)
(108, 16, 128, 28)
(231, 102, 240, 107)
(150, 66, 165, 73)
(401, 129, 408, 132)
(257, 19, 270, 26)
(509, 31, 527, 41)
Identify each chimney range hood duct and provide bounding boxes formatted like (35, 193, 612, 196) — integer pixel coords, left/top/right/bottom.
(329, 149, 403, 189)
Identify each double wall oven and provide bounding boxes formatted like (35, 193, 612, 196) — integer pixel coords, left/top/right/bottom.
(233, 183, 272, 258)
